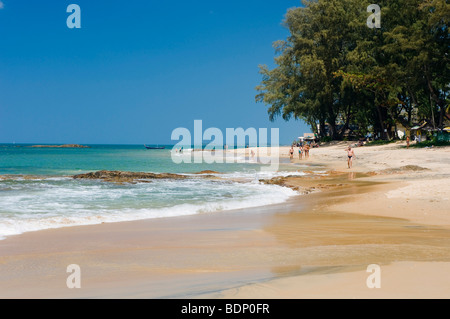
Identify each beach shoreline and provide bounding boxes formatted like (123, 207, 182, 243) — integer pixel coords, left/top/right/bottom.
(0, 142, 449, 298)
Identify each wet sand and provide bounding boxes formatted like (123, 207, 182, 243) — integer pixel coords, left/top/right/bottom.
(1, 143, 449, 298)
(216, 142, 450, 298)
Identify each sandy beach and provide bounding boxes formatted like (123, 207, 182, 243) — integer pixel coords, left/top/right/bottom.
(1, 141, 449, 299)
(3, 0, 448, 302)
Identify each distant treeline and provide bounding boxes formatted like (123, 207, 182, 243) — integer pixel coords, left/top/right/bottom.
(256, 0, 449, 140)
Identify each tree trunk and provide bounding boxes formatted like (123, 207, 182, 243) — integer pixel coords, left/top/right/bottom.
(375, 104, 385, 139)
(319, 119, 326, 138)
(328, 122, 337, 140)
(407, 87, 418, 127)
(439, 106, 446, 129)
(327, 96, 338, 139)
(339, 103, 352, 139)
(425, 65, 444, 129)
(430, 94, 436, 129)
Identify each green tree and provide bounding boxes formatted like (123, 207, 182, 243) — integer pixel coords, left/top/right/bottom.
(257, 0, 372, 139)
(257, 0, 449, 140)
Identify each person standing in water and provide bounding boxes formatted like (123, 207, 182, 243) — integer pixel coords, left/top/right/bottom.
(304, 143, 310, 159)
(346, 146, 355, 169)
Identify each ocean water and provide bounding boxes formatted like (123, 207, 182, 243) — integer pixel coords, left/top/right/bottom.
(0, 144, 300, 239)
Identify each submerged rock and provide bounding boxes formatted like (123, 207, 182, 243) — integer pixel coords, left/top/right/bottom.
(73, 170, 187, 183)
(260, 177, 287, 186)
(193, 170, 223, 174)
(259, 176, 300, 191)
(31, 144, 90, 148)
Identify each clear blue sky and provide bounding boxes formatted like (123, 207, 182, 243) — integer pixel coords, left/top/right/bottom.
(0, 0, 309, 145)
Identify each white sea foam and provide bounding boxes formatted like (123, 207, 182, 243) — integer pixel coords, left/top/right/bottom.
(0, 177, 297, 239)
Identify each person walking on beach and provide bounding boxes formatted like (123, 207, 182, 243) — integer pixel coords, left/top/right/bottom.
(298, 146, 303, 160)
(304, 144, 310, 159)
(289, 146, 294, 160)
(346, 146, 355, 169)
(406, 136, 410, 149)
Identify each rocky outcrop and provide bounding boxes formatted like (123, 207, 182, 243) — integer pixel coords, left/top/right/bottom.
(193, 170, 222, 174)
(73, 170, 187, 183)
(31, 144, 90, 148)
(260, 176, 301, 191)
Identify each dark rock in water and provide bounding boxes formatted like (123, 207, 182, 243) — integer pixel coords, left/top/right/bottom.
(260, 177, 287, 186)
(259, 176, 301, 192)
(31, 144, 90, 148)
(193, 170, 222, 174)
(73, 170, 187, 183)
(198, 175, 222, 180)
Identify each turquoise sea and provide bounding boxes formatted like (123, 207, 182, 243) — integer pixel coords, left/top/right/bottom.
(0, 144, 302, 239)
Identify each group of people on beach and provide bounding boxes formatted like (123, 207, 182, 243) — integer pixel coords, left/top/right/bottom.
(290, 143, 355, 169)
(290, 144, 310, 160)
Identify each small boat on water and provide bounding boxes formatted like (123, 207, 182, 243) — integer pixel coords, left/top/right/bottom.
(144, 144, 165, 150)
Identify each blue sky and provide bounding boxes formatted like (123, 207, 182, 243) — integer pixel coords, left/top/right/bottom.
(0, 0, 309, 145)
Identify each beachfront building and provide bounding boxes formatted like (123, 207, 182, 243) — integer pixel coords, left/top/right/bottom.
(410, 120, 450, 142)
(295, 133, 317, 146)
